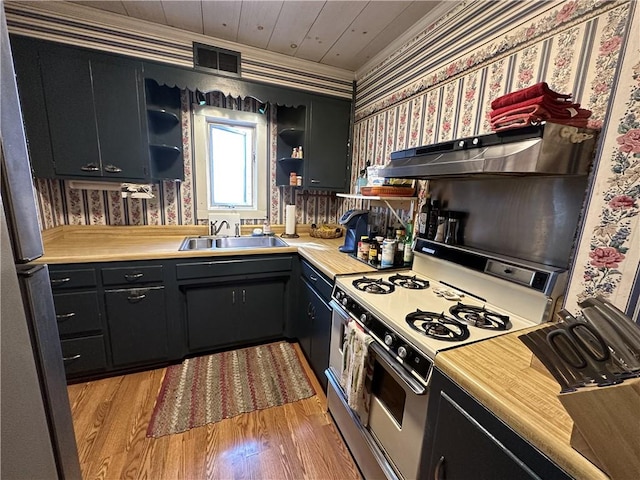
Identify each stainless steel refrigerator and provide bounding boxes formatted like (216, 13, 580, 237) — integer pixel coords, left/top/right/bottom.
(1, 4, 81, 478)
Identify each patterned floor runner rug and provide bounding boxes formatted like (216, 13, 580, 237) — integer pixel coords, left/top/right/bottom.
(147, 341, 315, 438)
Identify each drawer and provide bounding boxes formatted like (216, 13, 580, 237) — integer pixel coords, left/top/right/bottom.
(53, 291, 101, 336)
(176, 256, 293, 281)
(101, 265, 163, 285)
(61, 335, 107, 377)
(301, 260, 333, 301)
(49, 268, 96, 290)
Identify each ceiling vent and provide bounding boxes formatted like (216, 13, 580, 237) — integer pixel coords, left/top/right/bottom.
(193, 42, 241, 77)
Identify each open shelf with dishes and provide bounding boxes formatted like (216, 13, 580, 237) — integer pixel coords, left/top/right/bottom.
(276, 106, 306, 187)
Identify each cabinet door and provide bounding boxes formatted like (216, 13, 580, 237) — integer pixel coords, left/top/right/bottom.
(308, 284, 331, 391)
(298, 277, 313, 362)
(241, 280, 285, 341)
(91, 56, 147, 179)
(185, 284, 239, 351)
(105, 286, 168, 367)
(40, 51, 101, 177)
(306, 97, 351, 191)
(428, 391, 537, 480)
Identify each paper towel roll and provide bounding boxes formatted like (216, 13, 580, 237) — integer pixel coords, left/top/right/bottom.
(285, 205, 296, 235)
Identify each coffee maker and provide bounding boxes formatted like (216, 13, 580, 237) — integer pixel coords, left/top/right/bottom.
(338, 209, 369, 253)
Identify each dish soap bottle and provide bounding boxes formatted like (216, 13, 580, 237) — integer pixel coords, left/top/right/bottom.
(263, 217, 272, 235)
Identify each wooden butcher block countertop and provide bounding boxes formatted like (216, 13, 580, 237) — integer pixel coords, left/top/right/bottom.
(36, 225, 376, 279)
(436, 327, 608, 480)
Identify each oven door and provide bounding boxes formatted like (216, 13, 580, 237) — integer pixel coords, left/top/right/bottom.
(327, 300, 430, 480)
(367, 343, 429, 480)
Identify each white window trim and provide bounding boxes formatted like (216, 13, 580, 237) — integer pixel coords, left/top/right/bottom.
(192, 104, 267, 220)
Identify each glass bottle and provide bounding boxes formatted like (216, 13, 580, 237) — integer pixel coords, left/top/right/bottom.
(394, 228, 405, 266)
(418, 197, 430, 239)
(426, 199, 440, 240)
(403, 220, 414, 266)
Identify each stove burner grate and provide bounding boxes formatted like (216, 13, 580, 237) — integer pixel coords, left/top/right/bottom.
(406, 310, 470, 342)
(352, 277, 395, 294)
(388, 274, 430, 290)
(449, 303, 511, 330)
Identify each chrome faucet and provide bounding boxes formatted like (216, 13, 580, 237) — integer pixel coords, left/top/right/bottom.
(210, 220, 229, 236)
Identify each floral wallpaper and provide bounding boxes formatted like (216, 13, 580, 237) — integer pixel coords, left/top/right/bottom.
(351, 0, 638, 318)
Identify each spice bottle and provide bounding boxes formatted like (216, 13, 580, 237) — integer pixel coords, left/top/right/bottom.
(289, 172, 297, 186)
(368, 238, 379, 265)
(357, 236, 370, 262)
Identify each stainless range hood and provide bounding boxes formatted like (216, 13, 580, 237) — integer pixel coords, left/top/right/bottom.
(380, 123, 598, 179)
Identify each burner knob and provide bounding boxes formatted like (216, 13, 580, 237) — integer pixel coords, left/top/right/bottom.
(341, 296, 350, 307)
(360, 313, 370, 325)
(398, 346, 408, 359)
(384, 334, 394, 347)
(334, 291, 343, 301)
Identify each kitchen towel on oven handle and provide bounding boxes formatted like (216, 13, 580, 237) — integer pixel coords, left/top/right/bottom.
(341, 320, 374, 426)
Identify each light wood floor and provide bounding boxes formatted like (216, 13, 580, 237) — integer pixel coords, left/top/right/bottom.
(67, 343, 361, 480)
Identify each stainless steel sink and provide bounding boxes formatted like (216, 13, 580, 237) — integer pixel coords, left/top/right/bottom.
(179, 235, 288, 251)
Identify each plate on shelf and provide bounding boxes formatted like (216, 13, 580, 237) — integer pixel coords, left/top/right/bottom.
(360, 186, 415, 197)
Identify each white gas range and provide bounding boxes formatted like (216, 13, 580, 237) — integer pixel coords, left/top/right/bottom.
(326, 239, 568, 480)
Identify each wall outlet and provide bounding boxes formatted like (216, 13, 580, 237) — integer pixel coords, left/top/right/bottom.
(207, 213, 241, 236)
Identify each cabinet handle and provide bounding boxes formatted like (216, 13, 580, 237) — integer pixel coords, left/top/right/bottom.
(127, 293, 146, 302)
(50, 277, 71, 285)
(80, 163, 100, 172)
(124, 272, 144, 282)
(309, 274, 318, 282)
(307, 303, 314, 317)
(434, 456, 446, 480)
(63, 354, 81, 362)
(242, 289, 246, 303)
(232, 291, 236, 304)
(310, 179, 320, 184)
(104, 164, 123, 173)
(56, 312, 76, 321)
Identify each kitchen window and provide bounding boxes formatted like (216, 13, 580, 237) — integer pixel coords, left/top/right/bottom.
(193, 105, 267, 220)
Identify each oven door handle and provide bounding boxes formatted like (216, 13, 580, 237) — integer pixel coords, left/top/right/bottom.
(369, 342, 427, 395)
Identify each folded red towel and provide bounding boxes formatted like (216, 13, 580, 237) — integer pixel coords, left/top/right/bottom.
(491, 113, 590, 132)
(491, 82, 572, 110)
(491, 103, 592, 124)
(490, 95, 586, 119)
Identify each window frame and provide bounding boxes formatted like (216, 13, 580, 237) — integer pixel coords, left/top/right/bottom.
(193, 105, 268, 220)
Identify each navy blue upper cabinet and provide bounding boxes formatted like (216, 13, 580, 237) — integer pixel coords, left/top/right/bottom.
(11, 35, 151, 182)
(306, 96, 352, 191)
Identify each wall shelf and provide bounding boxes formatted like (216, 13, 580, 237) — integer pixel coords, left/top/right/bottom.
(336, 193, 417, 227)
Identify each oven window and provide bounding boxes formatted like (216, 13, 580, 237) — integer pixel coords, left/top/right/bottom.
(372, 359, 406, 425)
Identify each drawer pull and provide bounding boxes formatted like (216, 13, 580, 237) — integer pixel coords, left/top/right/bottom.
(127, 293, 146, 302)
(434, 456, 446, 480)
(104, 164, 123, 173)
(80, 163, 99, 172)
(124, 272, 144, 281)
(50, 277, 71, 285)
(309, 274, 318, 282)
(63, 354, 82, 362)
(56, 312, 76, 321)
(310, 179, 320, 184)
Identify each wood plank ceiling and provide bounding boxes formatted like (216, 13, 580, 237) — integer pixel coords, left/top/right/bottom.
(68, 1, 450, 71)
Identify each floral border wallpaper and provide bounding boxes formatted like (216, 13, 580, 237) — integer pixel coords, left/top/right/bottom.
(566, 2, 639, 320)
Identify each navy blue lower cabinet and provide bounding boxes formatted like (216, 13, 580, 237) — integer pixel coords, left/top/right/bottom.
(424, 368, 571, 480)
(298, 260, 333, 391)
(105, 286, 169, 367)
(184, 279, 286, 353)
